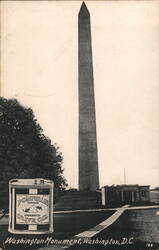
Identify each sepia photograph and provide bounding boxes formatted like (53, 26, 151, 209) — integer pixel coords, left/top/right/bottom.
(0, 1, 159, 249)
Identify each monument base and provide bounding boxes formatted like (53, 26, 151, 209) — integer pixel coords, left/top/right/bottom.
(54, 190, 102, 211)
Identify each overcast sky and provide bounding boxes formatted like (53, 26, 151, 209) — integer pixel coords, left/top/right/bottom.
(1, 1, 159, 188)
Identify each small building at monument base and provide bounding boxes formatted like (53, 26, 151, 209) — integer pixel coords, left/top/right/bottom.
(102, 185, 150, 207)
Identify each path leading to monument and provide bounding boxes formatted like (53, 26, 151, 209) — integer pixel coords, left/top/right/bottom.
(73, 205, 129, 238)
(37, 205, 129, 250)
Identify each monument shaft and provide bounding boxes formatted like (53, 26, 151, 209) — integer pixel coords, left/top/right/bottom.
(78, 3, 99, 191)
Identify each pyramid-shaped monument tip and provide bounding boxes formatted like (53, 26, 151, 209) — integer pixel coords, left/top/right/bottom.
(81, 2, 87, 8)
(79, 2, 90, 16)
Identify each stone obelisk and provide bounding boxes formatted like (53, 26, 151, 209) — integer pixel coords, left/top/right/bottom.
(78, 2, 99, 191)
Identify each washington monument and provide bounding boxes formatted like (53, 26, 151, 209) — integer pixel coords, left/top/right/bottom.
(78, 2, 99, 191)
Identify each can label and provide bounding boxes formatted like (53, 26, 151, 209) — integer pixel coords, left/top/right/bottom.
(16, 194, 49, 225)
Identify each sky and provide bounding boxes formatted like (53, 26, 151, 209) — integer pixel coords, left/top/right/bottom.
(1, 1, 159, 188)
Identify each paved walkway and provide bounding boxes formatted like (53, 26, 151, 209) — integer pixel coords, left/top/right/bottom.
(126, 205, 159, 210)
(1, 205, 159, 226)
(54, 205, 159, 213)
(54, 208, 116, 214)
(72, 205, 129, 238)
(1, 205, 159, 219)
(37, 205, 129, 250)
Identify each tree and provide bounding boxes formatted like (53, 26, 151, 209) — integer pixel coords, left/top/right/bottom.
(0, 97, 67, 211)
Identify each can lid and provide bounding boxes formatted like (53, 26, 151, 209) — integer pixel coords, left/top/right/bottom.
(9, 179, 53, 185)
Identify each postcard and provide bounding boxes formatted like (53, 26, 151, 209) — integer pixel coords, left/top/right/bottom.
(0, 1, 159, 250)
